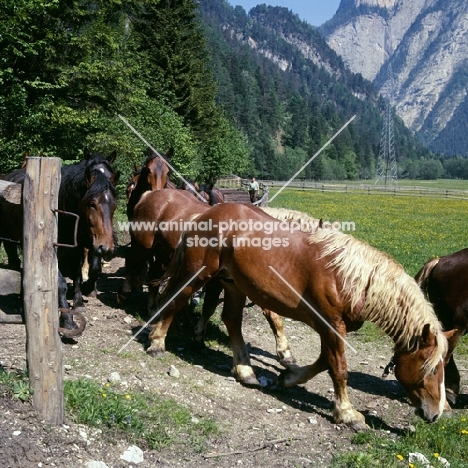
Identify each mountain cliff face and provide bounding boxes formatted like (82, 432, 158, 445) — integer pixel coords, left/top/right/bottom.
(322, 0, 468, 155)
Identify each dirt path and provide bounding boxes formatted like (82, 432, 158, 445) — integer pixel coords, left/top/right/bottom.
(1, 255, 466, 467)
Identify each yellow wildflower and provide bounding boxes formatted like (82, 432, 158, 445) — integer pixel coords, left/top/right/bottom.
(461, 429, 468, 435)
(125, 395, 131, 400)
(102, 393, 107, 398)
(396, 454, 404, 461)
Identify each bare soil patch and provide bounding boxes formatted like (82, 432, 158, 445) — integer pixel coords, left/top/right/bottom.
(1, 255, 466, 467)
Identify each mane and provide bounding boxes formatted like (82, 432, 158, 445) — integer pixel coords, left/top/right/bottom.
(261, 206, 320, 233)
(307, 229, 447, 375)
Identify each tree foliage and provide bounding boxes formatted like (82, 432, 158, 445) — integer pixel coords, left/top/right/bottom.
(0, 0, 251, 184)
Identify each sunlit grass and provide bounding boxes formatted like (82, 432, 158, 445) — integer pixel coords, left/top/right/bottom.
(270, 189, 468, 276)
(330, 416, 468, 468)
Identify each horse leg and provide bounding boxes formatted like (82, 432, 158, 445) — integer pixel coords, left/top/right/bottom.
(279, 324, 367, 430)
(58, 269, 69, 309)
(221, 282, 260, 386)
(117, 242, 149, 305)
(192, 277, 224, 350)
(262, 309, 296, 367)
(444, 355, 460, 406)
(4, 241, 21, 270)
(81, 249, 101, 297)
(146, 277, 207, 357)
(71, 249, 85, 310)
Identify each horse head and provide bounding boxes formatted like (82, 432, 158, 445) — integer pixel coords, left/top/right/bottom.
(145, 147, 173, 191)
(392, 324, 450, 422)
(84, 149, 120, 186)
(80, 171, 117, 261)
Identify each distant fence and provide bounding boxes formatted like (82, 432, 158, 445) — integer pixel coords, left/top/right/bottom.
(261, 181, 468, 200)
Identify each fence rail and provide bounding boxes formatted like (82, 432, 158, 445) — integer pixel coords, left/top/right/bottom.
(261, 181, 468, 200)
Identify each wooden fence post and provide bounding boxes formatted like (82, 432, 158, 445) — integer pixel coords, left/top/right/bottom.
(22, 157, 63, 425)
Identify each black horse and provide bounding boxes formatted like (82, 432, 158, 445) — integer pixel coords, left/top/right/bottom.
(57, 152, 118, 310)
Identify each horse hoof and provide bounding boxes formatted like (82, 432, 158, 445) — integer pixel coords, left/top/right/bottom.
(238, 375, 260, 388)
(446, 389, 457, 406)
(116, 290, 129, 305)
(146, 346, 165, 357)
(279, 355, 297, 368)
(348, 420, 369, 432)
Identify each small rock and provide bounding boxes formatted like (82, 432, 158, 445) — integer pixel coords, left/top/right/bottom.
(108, 372, 121, 383)
(12, 431, 21, 436)
(85, 462, 109, 468)
(120, 445, 144, 464)
(266, 408, 282, 414)
(123, 316, 132, 324)
(308, 417, 318, 425)
(168, 365, 180, 378)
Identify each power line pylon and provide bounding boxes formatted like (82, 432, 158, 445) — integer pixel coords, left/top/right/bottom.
(375, 21, 398, 187)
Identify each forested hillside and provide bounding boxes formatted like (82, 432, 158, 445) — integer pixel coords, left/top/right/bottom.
(200, 0, 441, 180)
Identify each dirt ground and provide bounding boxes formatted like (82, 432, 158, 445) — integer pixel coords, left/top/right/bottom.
(1, 254, 467, 468)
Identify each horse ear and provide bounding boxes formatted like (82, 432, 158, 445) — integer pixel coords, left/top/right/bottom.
(165, 148, 174, 160)
(146, 147, 153, 157)
(106, 150, 117, 165)
(84, 147, 91, 160)
(443, 328, 462, 364)
(86, 170, 96, 187)
(110, 170, 121, 186)
(21, 151, 29, 168)
(421, 323, 435, 346)
(134, 164, 140, 173)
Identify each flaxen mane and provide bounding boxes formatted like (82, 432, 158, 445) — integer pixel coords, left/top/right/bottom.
(308, 229, 447, 374)
(261, 207, 320, 233)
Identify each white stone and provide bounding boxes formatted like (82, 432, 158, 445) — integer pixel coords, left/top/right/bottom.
(120, 445, 144, 464)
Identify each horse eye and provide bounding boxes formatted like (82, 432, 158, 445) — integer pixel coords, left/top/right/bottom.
(89, 202, 97, 209)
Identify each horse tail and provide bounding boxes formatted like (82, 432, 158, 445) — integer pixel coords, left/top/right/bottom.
(151, 236, 187, 301)
(414, 257, 440, 296)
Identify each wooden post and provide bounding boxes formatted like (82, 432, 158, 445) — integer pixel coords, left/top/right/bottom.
(22, 157, 63, 425)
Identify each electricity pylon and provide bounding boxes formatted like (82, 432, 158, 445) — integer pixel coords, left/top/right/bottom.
(375, 20, 398, 186)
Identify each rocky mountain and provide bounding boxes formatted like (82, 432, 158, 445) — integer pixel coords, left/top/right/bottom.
(321, 0, 468, 155)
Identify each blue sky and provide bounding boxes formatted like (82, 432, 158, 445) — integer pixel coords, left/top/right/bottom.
(225, 0, 341, 27)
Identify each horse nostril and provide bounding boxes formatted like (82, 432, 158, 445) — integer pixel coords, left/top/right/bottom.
(429, 413, 439, 423)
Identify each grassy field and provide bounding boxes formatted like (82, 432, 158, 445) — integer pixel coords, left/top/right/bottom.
(270, 189, 468, 277)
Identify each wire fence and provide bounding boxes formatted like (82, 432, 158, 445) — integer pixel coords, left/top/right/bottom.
(259, 180, 468, 200)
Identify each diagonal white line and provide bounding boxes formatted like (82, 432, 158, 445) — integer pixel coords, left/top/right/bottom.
(269, 115, 356, 203)
(117, 266, 206, 354)
(117, 114, 208, 204)
(269, 266, 357, 353)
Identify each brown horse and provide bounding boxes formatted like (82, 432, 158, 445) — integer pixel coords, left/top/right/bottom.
(147, 202, 453, 429)
(127, 148, 176, 220)
(117, 189, 296, 366)
(415, 249, 468, 405)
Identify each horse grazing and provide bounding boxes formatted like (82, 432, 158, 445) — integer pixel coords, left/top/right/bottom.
(148, 202, 453, 429)
(415, 249, 468, 405)
(57, 153, 118, 310)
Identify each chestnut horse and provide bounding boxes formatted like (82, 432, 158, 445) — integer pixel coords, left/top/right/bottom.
(147, 202, 453, 429)
(117, 189, 297, 366)
(127, 148, 176, 220)
(415, 248, 468, 405)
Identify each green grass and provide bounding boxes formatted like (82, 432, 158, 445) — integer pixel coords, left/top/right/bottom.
(0, 369, 218, 452)
(330, 416, 468, 467)
(270, 189, 468, 276)
(65, 378, 218, 451)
